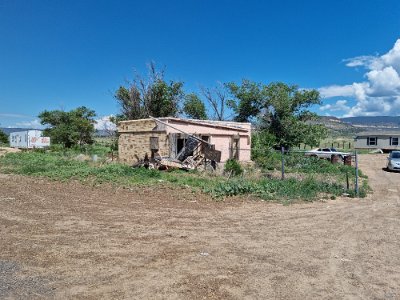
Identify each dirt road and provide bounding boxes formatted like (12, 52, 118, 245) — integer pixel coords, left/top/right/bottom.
(0, 154, 399, 299)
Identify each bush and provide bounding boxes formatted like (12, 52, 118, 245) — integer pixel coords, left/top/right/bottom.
(224, 159, 243, 176)
(253, 150, 282, 170)
(0, 129, 8, 145)
(206, 176, 345, 201)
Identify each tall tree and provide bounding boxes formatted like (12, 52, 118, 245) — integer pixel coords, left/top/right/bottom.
(115, 62, 184, 121)
(39, 106, 96, 148)
(227, 80, 327, 148)
(182, 93, 208, 119)
(261, 82, 326, 148)
(200, 83, 229, 121)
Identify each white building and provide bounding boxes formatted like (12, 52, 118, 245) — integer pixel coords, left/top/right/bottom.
(10, 130, 50, 149)
(354, 131, 400, 151)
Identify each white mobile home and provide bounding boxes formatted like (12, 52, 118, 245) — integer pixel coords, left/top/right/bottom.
(354, 131, 400, 151)
(10, 130, 50, 149)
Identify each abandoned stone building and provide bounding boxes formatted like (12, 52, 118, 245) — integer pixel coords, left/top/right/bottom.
(118, 117, 252, 165)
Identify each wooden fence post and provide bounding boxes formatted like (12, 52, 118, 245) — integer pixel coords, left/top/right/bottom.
(281, 146, 285, 180)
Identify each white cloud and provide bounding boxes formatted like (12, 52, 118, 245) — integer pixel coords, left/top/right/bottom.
(320, 100, 350, 112)
(95, 115, 117, 131)
(14, 119, 43, 129)
(366, 66, 400, 96)
(319, 85, 355, 98)
(319, 38, 400, 116)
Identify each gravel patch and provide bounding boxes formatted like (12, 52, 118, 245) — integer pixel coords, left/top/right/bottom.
(0, 260, 53, 299)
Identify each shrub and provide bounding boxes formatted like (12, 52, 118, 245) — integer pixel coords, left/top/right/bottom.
(224, 159, 243, 176)
(206, 176, 345, 201)
(0, 129, 8, 145)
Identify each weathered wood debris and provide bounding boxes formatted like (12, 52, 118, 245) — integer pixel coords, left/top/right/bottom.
(132, 117, 221, 171)
(132, 151, 216, 171)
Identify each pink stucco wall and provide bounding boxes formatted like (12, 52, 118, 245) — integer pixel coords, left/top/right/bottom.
(210, 135, 251, 162)
(164, 119, 251, 162)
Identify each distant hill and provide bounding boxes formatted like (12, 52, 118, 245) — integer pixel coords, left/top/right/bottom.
(311, 116, 361, 137)
(0, 128, 36, 136)
(340, 116, 400, 128)
(312, 116, 400, 137)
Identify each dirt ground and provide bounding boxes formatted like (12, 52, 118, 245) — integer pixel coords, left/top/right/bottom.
(0, 154, 399, 299)
(0, 147, 20, 157)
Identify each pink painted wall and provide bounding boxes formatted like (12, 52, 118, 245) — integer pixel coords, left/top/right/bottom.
(210, 135, 251, 162)
(165, 120, 251, 162)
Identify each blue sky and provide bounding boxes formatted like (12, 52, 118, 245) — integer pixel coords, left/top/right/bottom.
(1, 0, 400, 128)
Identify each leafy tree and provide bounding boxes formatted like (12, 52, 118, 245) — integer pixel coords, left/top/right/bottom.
(0, 129, 8, 144)
(225, 79, 266, 122)
(183, 93, 208, 119)
(251, 131, 276, 160)
(39, 106, 96, 148)
(115, 62, 184, 121)
(227, 80, 327, 148)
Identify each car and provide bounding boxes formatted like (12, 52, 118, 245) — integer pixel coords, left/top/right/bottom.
(304, 148, 350, 160)
(386, 151, 400, 171)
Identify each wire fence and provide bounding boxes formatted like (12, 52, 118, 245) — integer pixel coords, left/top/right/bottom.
(258, 148, 361, 196)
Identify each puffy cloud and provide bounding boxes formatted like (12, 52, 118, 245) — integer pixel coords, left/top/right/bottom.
(319, 85, 355, 98)
(319, 38, 400, 116)
(95, 115, 117, 131)
(320, 100, 350, 112)
(366, 66, 400, 96)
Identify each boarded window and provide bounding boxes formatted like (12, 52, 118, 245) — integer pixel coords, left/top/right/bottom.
(150, 137, 159, 150)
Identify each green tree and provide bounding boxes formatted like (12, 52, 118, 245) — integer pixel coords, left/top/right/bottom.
(183, 93, 208, 119)
(38, 106, 96, 148)
(227, 81, 327, 148)
(0, 129, 8, 144)
(225, 79, 265, 122)
(115, 62, 184, 121)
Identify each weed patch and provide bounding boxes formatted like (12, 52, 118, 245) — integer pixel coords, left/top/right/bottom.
(0, 151, 368, 202)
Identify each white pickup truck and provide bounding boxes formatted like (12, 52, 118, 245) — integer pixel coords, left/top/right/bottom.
(304, 148, 350, 160)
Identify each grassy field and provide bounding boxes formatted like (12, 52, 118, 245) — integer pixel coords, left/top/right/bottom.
(0, 144, 369, 202)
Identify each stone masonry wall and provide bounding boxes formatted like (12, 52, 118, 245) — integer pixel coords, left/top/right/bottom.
(118, 119, 158, 133)
(118, 131, 169, 164)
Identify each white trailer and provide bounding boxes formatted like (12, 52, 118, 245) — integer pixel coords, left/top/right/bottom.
(9, 130, 50, 149)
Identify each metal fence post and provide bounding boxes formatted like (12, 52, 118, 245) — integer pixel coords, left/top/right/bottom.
(355, 150, 359, 197)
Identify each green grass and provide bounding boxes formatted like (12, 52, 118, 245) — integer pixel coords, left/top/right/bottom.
(0, 149, 368, 202)
(206, 177, 345, 203)
(254, 151, 366, 176)
(0, 151, 224, 188)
